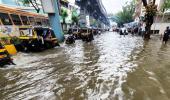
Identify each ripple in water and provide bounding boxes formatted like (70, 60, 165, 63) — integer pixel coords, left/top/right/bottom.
(0, 32, 143, 100)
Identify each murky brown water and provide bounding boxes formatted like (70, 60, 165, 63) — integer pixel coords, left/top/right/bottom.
(123, 36, 170, 100)
(0, 32, 169, 100)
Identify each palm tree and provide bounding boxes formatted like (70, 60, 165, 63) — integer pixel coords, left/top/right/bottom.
(141, 0, 157, 40)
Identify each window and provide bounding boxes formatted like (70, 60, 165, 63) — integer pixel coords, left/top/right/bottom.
(21, 16, 30, 25)
(35, 18, 42, 25)
(151, 30, 159, 34)
(41, 19, 50, 26)
(10, 14, 22, 25)
(28, 17, 35, 25)
(41, 19, 46, 26)
(0, 13, 12, 25)
(46, 19, 50, 26)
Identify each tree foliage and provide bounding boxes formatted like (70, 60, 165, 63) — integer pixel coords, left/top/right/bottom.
(61, 8, 68, 24)
(19, 0, 40, 13)
(71, 15, 79, 25)
(162, 0, 170, 12)
(19, 0, 29, 6)
(71, 9, 79, 25)
(113, 1, 135, 26)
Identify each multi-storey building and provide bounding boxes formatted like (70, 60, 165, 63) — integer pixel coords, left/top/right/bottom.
(59, 0, 80, 31)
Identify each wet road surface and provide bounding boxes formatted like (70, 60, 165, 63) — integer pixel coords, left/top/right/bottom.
(0, 32, 170, 100)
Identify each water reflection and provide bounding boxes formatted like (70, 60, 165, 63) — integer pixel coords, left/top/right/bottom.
(124, 36, 170, 100)
(1, 32, 145, 100)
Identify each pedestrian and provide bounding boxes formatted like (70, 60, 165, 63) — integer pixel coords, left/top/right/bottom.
(65, 34, 75, 44)
(162, 26, 170, 44)
(131, 28, 134, 36)
(134, 27, 138, 35)
(119, 28, 123, 36)
(138, 27, 142, 36)
(67, 28, 73, 34)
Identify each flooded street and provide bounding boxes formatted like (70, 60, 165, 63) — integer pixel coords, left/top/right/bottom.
(1, 32, 170, 100)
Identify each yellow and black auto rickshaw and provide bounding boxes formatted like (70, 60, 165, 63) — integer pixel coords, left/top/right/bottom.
(71, 28, 81, 40)
(18, 27, 60, 52)
(80, 28, 94, 42)
(0, 42, 15, 66)
(0, 32, 18, 66)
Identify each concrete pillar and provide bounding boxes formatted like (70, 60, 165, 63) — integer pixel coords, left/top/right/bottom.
(48, 0, 64, 42)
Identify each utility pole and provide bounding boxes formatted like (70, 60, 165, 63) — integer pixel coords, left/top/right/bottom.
(41, 0, 64, 42)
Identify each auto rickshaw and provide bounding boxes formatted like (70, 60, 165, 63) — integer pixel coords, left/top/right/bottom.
(65, 34, 75, 44)
(0, 43, 15, 66)
(18, 27, 60, 52)
(72, 28, 81, 40)
(80, 28, 94, 42)
(0, 34, 17, 55)
(92, 28, 99, 35)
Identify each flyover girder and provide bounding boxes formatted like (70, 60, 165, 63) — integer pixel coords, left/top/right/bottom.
(75, 0, 110, 26)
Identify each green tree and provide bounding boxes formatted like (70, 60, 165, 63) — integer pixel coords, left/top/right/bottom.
(114, 1, 135, 26)
(162, 0, 170, 12)
(71, 15, 79, 25)
(71, 9, 79, 25)
(61, 8, 68, 30)
(19, 0, 40, 13)
(20, 0, 29, 6)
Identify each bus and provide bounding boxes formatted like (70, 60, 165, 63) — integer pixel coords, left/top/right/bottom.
(0, 4, 50, 37)
(0, 4, 59, 52)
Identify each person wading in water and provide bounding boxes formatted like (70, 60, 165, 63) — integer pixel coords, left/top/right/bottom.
(162, 26, 170, 44)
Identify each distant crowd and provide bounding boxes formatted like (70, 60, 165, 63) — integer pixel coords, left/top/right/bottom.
(114, 25, 170, 44)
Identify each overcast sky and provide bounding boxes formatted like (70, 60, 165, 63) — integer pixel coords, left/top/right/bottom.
(68, 0, 132, 14)
(101, 0, 132, 14)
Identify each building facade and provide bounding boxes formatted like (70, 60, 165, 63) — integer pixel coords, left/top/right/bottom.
(151, 0, 170, 34)
(59, 0, 80, 31)
(134, 0, 170, 34)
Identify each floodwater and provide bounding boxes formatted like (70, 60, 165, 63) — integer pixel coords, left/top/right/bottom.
(0, 32, 170, 100)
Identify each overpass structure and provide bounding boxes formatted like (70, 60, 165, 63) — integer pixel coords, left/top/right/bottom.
(75, 0, 110, 27)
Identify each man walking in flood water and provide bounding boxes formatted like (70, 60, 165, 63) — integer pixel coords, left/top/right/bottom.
(163, 26, 170, 44)
(162, 26, 170, 44)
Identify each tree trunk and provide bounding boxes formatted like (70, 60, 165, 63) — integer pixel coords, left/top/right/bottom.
(142, 0, 147, 6)
(153, 0, 156, 5)
(62, 18, 65, 31)
(63, 18, 67, 31)
(144, 12, 154, 40)
(29, 0, 40, 13)
(144, 24, 151, 40)
(61, 23, 63, 30)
